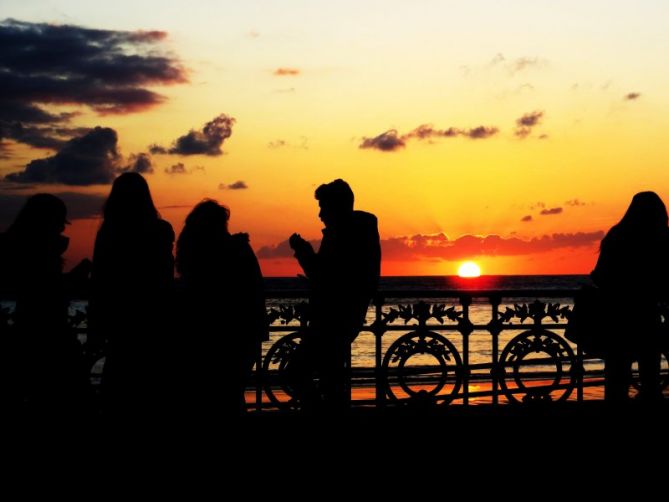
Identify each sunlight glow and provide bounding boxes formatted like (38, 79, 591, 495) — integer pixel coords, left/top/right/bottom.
(458, 261, 481, 278)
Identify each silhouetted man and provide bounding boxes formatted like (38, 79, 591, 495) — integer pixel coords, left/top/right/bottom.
(289, 179, 381, 411)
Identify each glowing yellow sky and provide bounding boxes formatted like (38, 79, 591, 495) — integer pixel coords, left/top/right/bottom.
(2, 1, 669, 275)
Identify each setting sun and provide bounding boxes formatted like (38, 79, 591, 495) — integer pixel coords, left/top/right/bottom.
(458, 261, 481, 278)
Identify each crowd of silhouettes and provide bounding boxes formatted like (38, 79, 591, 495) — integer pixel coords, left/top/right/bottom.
(1, 172, 667, 419)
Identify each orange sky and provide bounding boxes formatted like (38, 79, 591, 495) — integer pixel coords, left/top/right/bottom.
(1, 2, 668, 276)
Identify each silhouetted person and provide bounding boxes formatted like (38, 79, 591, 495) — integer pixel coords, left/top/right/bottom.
(175, 200, 267, 420)
(0, 194, 90, 417)
(89, 173, 175, 418)
(592, 191, 669, 403)
(289, 179, 381, 412)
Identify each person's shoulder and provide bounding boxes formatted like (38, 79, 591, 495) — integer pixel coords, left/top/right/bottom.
(352, 210, 378, 227)
(157, 218, 175, 241)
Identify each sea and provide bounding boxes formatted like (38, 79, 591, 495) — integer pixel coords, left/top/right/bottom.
(264, 274, 593, 371)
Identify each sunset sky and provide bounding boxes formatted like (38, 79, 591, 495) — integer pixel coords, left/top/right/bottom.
(1, 1, 668, 276)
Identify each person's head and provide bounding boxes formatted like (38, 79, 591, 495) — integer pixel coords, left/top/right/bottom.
(182, 199, 230, 234)
(314, 179, 354, 228)
(9, 193, 69, 238)
(618, 191, 668, 232)
(176, 199, 230, 275)
(103, 172, 159, 224)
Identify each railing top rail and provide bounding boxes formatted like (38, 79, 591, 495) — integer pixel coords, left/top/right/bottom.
(264, 289, 580, 299)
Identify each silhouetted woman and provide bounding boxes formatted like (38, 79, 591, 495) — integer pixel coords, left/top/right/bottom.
(90, 173, 174, 417)
(592, 191, 669, 402)
(176, 200, 267, 418)
(0, 194, 90, 415)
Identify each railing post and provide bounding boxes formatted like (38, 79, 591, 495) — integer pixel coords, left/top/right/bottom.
(489, 295, 501, 406)
(459, 295, 473, 406)
(374, 295, 385, 408)
(255, 344, 263, 413)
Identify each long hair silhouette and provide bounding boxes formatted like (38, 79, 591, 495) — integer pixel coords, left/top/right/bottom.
(102, 172, 160, 225)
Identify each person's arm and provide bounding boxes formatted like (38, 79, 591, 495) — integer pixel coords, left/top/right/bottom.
(289, 233, 317, 279)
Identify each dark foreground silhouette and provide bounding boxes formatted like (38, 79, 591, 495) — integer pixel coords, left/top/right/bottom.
(175, 199, 267, 420)
(0, 193, 90, 416)
(592, 191, 669, 403)
(89, 172, 175, 418)
(288, 179, 381, 412)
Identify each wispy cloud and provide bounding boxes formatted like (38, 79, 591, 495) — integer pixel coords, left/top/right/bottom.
(515, 110, 544, 139)
(624, 92, 641, 101)
(273, 68, 300, 76)
(360, 123, 498, 152)
(521, 215, 533, 222)
(540, 207, 563, 216)
(219, 180, 248, 190)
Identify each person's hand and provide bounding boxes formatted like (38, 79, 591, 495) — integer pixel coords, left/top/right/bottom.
(289, 233, 313, 255)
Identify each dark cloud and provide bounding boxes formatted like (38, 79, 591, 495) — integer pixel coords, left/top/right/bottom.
(258, 231, 605, 262)
(0, 19, 186, 157)
(273, 68, 300, 76)
(165, 162, 187, 175)
(4, 127, 120, 185)
(150, 114, 235, 156)
(521, 215, 533, 222)
(0, 191, 106, 228)
(466, 126, 498, 139)
(0, 19, 186, 114)
(219, 180, 248, 190)
(359, 130, 406, 152)
(360, 123, 498, 151)
(122, 153, 154, 174)
(624, 92, 641, 101)
(540, 207, 563, 216)
(565, 199, 586, 207)
(515, 111, 544, 138)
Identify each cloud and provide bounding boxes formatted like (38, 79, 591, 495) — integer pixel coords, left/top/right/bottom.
(508, 57, 545, 75)
(219, 180, 248, 190)
(0, 19, 185, 158)
(515, 110, 544, 138)
(360, 123, 498, 151)
(0, 191, 106, 228)
(624, 92, 641, 101)
(258, 231, 605, 262)
(165, 162, 187, 175)
(565, 199, 586, 207)
(268, 137, 309, 150)
(273, 68, 300, 76)
(4, 127, 120, 185)
(149, 113, 235, 156)
(521, 215, 533, 222)
(359, 130, 406, 152)
(540, 207, 563, 215)
(380, 231, 604, 261)
(122, 153, 154, 174)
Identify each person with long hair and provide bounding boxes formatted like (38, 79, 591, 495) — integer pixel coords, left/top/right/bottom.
(592, 191, 669, 403)
(89, 173, 175, 417)
(0, 194, 90, 415)
(175, 199, 267, 419)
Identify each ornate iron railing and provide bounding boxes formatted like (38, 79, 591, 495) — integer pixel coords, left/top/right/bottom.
(256, 289, 669, 411)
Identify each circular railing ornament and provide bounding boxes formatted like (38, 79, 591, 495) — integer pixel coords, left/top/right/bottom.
(499, 329, 577, 403)
(381, 331, 463, 405)
(262, 332, 304, 410)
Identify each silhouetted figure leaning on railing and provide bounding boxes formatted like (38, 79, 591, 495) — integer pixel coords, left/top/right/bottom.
(0, 194, 91, 417)
(592, 191, 669, 403)
(175, 200, 267, 420)
(288, 179, 381, 413)
(89, 173, 175, 419)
